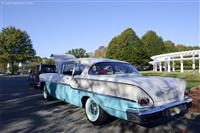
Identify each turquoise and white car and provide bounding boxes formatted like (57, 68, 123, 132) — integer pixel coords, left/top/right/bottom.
(39, 54, 192, 126)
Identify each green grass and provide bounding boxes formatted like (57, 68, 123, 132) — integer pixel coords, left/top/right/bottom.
(141, 71, 200, 90)
(0, 74, 28, 78)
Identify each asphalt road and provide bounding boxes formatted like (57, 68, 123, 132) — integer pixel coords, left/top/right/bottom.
(0, 76, 200, 133)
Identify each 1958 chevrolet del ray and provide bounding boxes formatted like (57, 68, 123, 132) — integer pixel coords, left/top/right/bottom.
(39, 54, 192, 126)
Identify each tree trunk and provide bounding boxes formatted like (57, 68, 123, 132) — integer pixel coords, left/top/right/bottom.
(11, 60, 14, 75)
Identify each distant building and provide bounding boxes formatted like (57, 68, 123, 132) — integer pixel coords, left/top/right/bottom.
(95, 46, 107, 58)
(88, 52, 95, 57)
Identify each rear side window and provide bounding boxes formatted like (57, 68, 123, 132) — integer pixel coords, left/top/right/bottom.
(74, 64, 86, 75)
(62, 64, 74, 75)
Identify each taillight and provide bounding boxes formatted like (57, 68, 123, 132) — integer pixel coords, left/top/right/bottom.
(138, 97, 150, 106)
(184, 91, 189, 99)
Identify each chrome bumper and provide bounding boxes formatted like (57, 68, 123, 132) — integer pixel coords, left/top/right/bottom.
(126, 98, 192, 127)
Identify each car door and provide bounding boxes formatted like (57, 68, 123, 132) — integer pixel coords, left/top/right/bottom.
(57, 63, 86, 105)
(53, 63, 74, 101)
(64, 63, 86, 106)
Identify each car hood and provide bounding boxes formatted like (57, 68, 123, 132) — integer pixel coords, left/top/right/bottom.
(88, 74, 186, 106)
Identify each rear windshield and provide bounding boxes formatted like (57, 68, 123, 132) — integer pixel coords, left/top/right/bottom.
(88, 62, 140, 75)
(41, 65, 56, 73)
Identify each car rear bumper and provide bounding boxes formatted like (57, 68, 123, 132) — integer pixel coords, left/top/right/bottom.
(126, 98, 192, 127)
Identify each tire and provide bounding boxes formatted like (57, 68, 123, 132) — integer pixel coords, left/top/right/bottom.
(33, 82, 38, 89)
(29, 78, 33, 86)
(85, 98, 111, 125)
(43, 85, 52, 101)
(29, 82, 33, 87)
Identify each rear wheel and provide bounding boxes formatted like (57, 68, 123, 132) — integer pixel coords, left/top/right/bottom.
(43, 85, 51, 101)
(85, 98, 111, 125)
(33, 81, 37, 89)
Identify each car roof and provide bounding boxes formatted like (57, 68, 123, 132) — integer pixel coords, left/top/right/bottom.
(40, 64, 55, 67)
(51, 54, 129, 73)
(76, 58, 128, 65)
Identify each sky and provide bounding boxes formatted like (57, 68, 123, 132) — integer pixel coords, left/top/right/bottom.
(0, 0, 199, 57)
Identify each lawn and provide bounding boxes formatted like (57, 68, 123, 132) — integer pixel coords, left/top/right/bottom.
(141, 71, 200, 90)
(0, 74, 28, 78)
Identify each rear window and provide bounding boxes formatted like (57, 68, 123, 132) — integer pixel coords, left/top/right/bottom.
(88, 62, 140, 75)
(41, 65, 56, 73)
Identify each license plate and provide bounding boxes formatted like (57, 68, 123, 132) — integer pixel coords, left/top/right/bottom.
(169, 106, 181, 116)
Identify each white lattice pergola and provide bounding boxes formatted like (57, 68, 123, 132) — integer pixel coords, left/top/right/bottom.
(149, 50, 200, 73)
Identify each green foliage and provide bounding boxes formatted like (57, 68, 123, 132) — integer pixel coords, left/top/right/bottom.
(42, 58, 55, 65)
(175, 44, 199, 52)
(0, 26, 36, 57)
(8, 65, 19, 72)
(31, 56, 42, 63)
(0, 56, 9, 72)
(106, 28, 199, 68)
(164, 40, 176, 53)
(106, 28, 149, 66)
(0, 26, 36, 74)
(175, 44, 191, 51)
(66, 48, 89, 58)
(141, 30, 165, 57)
(30, 56, 54, 64)
(0, 62, 7, 72)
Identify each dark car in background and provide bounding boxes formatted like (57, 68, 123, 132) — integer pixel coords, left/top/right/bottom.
(28, 64, 56, 88)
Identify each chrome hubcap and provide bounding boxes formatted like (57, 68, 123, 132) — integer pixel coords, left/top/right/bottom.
(90, 102, 98, 115)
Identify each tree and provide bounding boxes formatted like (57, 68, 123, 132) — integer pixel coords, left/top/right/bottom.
(141, 30, 165, 57)
(0, 26, 36, 74)
(42, 58, 55, 65)
(190, 46, 200, 50)
(106, 28, 148, 66)
(31, 56, 42, 63)
(164, 40, 176, 53)
(175, 44, 190, 51)
(95, 46, 107, 58)
(0, 57, 7, 72)
(66, 48, 89, 58)
(175, 44, 199, 52)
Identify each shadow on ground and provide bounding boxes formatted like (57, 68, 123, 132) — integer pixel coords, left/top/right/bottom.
(0, 77, 200, 133)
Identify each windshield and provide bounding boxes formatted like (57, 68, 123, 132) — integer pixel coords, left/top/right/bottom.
(89, 62, 140, 75)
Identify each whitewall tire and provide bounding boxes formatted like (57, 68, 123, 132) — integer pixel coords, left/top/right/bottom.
(43, 85, 51, 101)
(85, 98, 111, 125)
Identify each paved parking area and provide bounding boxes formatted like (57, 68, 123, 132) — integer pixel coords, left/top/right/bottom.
(0, 77, 200, 133)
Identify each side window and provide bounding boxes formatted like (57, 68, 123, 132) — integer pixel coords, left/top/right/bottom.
(74, 64, 86, 76)
(62, 63, 74, 76)
(89, 63, 113, 75)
